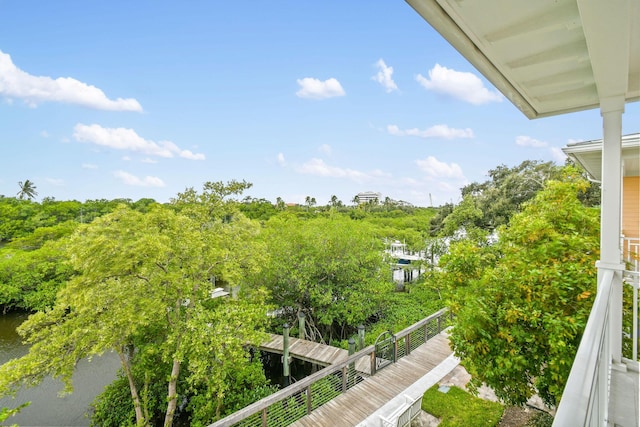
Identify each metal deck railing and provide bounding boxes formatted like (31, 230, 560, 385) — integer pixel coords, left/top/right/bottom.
(554, 266, 639, 426)
(207, 308, 452, 427)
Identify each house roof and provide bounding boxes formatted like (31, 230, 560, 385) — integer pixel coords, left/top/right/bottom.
(406, 0, 639, 119)
(563, 133, 640, 180)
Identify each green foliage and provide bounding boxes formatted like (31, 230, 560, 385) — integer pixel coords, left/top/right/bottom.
(421, 385, 504, 426)
(0, 402, 30, 427)
(187, 357, 276, 426)
(0, 239, 73, 313)
(526, 411, 554, 427)
(429, 203, 454, 236)
(364, 280, 443, 346)
(447, 172, 600, 406)
(564, 157, 601, 207)
(437, 240, 499, 308)
(0, 196, 155, 244)
(0, 198, 40, 242)
(90, 374, 138, 427)
(440, 195, 485, 241)
(6, 221, 78, 251)
(254, 214, 391, 343)
(238, 197, 279, 221)
(16, 180, 37, 201)
(623, 279, 639, 359)
(0, 195, 166, 313)
(366, 208, 436, 251)
(432, 160, 564, 237)
(0, 182, 270, 427)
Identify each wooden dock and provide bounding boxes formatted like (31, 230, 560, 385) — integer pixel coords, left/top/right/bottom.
(260, 334, 349, 366)
(289, 333, 453, 427)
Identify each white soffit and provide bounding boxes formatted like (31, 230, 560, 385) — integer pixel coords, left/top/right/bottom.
(563, 133, 640, 180)
(406, 0, 640, 119)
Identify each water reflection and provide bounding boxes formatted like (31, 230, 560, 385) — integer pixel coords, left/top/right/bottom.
(0, 312, 119, 427)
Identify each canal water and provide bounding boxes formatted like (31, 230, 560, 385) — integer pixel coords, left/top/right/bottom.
(260, 352, 322, 388)
(1, 313, 322, 426)
(0, 312, 120, 426)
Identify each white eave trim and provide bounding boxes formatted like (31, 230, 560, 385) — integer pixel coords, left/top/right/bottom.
(405, 0, 539, 119)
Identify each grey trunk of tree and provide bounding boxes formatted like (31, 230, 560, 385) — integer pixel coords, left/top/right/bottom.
(164, 358, 181, 427)
(118, 349, 146, 426)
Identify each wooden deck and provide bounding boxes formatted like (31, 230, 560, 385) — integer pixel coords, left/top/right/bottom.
(289, 333, 453, 427)
(260, 334, 349, 366)
(609, 360, 639, 427)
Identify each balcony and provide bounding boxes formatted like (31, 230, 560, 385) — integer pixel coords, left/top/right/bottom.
(403, 2, 639, 424)
(554, 265, 639, 426)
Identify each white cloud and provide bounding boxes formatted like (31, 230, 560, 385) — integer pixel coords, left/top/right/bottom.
(318, 144, 332, 156)
(73, 124, 205, 160)
(40, 130, 49, 138)
(81, 163, 98, 169)
(416, 156, 466, 180)
(141, 158, 158, 164)
(416, 64, 502, 105)
(0, 50, 142, 111)
(113, 170, 165, 187)
(277, 152, 286, 166)
(179, 150, 206, 160)
(45, 177, 64, 186)
(296, 158, 372, 183)
(515, 135, 548, 148)
(372, 59, 398, 93)
(296, 77, 345, 99)
(550, 147, 566, 163)
(370, 169, 392, 178)
(387, 124, 474, 139)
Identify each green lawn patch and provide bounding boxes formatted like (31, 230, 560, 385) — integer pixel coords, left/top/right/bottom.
(421, 385, 504, 427)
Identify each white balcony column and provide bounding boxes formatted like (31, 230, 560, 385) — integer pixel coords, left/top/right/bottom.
(597, 95, 625, 364)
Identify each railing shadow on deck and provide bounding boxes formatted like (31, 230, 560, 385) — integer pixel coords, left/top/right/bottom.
(207, 308, 452, 427)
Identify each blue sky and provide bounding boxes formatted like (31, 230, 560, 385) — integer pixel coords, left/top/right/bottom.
(1, 1, 638, 206)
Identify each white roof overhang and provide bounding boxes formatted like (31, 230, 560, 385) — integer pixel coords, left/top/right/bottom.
(563, 133, 640, 180)
(406, 0, 640, 119)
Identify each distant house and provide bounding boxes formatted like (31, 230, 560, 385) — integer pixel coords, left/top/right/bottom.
(563, 132, 640, 269)
(385, 240, 426, 287)
(355, 191, 382, 204)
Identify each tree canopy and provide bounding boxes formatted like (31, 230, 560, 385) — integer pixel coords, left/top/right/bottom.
(431, 160, 567, 237)
(0, 182, 271, 426)
(253, 214, 391, 343)
(443, 170, 600, 406)
(2, 162, 602, 421)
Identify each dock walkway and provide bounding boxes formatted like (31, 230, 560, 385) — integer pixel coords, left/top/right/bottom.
(260, 334, 348, 366)
(208, 308, 454, 427)
(290, 332, 454, 427)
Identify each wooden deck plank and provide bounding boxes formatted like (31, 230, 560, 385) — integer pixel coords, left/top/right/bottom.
(289, 333, 453, 427)
(260, 334, 349, 366)
(609, 362, 639, 427)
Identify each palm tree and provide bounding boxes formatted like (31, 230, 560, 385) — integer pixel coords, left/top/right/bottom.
(17, 180, 38, 200)
(304, 196, 316, 210)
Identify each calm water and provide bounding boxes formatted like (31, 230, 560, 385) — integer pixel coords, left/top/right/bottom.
(0, 312, 120, 427)
(1, 313, 321, 426)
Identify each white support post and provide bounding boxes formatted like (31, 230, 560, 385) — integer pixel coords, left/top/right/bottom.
(598, 96, 625, 365)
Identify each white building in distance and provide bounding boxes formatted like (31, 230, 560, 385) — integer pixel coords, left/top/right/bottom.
(355, 191, 381, 204)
